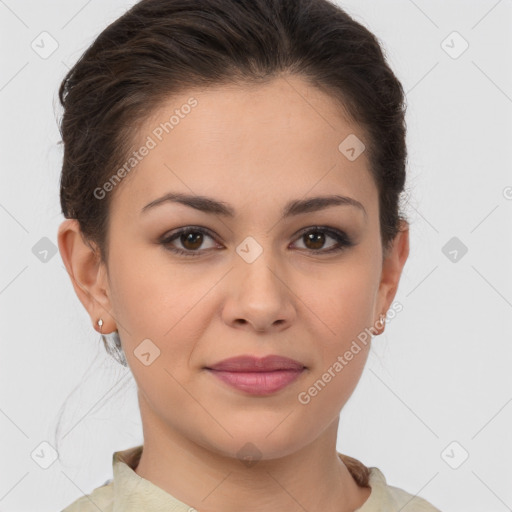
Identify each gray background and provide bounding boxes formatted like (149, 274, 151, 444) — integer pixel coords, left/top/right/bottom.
(1, 0, 511, 510)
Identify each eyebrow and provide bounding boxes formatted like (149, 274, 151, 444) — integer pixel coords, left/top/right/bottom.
(141, 192, 367, 220)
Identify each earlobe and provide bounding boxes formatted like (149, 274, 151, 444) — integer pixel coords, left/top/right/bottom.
(57, 219, 116, 333)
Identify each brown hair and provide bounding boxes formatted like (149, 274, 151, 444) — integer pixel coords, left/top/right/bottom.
(57, 0, 409, 486)
(58, 0, 408, 265)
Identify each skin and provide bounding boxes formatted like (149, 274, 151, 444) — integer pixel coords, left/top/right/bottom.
(58, 73, 409, 512)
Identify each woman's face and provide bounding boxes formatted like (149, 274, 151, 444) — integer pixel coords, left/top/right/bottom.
(60, 74, 408, 460)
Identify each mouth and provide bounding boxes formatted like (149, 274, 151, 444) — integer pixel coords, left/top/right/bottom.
(204, 355, 306, 395)
(205, 354, 305, 372)
(206, 368, 306, 395)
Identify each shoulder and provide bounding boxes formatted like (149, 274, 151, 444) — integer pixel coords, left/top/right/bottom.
(385, 482, 441, 511)
(362, 467, 442, 512)
(61, 479, 114, 512)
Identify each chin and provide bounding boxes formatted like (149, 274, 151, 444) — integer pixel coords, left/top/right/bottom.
(190, 421, 314, 463)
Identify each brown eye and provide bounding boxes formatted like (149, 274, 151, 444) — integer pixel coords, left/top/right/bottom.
(160, 227, 218, 256)
(160, 225, 354, 258)
(303, 231, 326, 250)
(180, 231, 204, 250)
(292, 227, 354, 254)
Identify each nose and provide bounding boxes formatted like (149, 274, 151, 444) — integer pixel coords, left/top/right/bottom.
(221, 251, 296, 334)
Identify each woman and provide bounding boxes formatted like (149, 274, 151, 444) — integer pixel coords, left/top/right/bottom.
(57, 0, 441, 510)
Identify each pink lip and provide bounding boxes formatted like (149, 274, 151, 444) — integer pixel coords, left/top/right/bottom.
(208, 369, 304, 395)
(205, 355, 306, 395)
(206, 355, 305, 372)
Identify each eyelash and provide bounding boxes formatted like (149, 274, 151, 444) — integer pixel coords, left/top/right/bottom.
(159, 225, 354, 257)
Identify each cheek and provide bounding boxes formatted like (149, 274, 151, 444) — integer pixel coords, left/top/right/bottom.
(105, 251, 205, 387)
(290, 258, 376, 411)
(108, 241, 207, 334)
(106, 243, 229, 385)
(297, 261, 375, 389)
(300, 256, 378, 342)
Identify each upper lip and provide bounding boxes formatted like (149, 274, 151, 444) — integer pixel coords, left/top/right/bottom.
(206, 355, 305, 372)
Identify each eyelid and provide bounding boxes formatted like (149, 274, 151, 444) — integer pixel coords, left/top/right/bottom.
(160, 224, 354, 256)
(159, 226, 218, 245)
(290, 225, 353, 249)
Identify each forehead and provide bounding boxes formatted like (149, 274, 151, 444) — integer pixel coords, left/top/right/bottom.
(109, 74, 377, 220)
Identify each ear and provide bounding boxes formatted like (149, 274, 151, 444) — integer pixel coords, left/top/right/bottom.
(374, 220, 410, 335)
(57, 219, 116, 334)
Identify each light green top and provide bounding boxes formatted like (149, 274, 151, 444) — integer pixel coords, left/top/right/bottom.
(61, 445, 441, 512)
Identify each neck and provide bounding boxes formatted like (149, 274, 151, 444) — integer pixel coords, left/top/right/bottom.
(134, 393, 371, 512)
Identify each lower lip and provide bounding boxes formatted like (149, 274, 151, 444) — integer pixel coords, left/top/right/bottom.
(206, 369, 305, 395)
